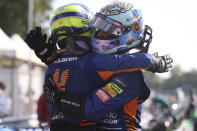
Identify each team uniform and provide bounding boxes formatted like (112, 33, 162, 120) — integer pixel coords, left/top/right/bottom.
(93, 71, 150, 131)
(44, 52, 151, 130)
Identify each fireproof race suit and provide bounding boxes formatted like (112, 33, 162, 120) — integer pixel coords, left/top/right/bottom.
(92, 71, 150, 131)
(44, 52, 152, 127)
(68, 69, 150, 130)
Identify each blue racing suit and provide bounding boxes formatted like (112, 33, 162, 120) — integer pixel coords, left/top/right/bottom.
(91, 71, 150, 131)
(44, 52, 152, 129)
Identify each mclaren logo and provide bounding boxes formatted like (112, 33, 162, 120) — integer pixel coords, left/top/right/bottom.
(54, 57, 78, 63)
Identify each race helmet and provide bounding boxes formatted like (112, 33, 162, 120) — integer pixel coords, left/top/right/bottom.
(90, 0, 152, 54)
(50, 3, 94, 56)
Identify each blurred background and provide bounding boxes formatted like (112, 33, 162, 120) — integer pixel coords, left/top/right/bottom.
(0, 0, 196, 130)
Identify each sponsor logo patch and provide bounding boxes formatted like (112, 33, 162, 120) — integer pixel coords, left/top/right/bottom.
(95, 89, 110, 103)
(103, 85, 117, 97)
(108, 82, 123, 94)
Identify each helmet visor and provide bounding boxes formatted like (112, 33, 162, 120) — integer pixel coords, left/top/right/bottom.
(90, 13, 136, 36)
(90, 13, 125, 36)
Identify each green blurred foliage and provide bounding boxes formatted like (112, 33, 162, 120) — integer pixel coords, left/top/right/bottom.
(0, 0, 52, 38)
(144, 65, 197, 91)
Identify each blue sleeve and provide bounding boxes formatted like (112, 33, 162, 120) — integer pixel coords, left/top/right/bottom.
(84, 71, 150, 121)
(94, 53, 152, 71)
(43, 66, 55, 88)
(43, 67, 50, 85)
(92, 53, 152, 81)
